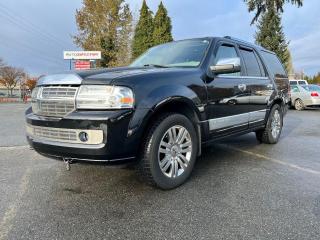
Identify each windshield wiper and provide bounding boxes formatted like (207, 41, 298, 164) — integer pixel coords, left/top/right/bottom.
(143, 64, 169, 68)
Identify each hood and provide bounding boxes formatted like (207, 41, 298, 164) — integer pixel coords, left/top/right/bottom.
(37, 66, 199, 86)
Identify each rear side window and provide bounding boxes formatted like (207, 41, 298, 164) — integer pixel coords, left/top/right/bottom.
(298, 81, 307, 85)
(240, 48, 264, 77)
(261, 51, 287, 78)
(290, 81, 297, 85)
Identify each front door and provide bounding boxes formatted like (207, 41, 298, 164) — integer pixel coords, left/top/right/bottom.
(206, 42, 251, 137)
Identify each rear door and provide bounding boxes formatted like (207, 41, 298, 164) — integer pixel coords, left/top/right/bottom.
(260, 50, 289, 107)
(238, 46, 273, 128)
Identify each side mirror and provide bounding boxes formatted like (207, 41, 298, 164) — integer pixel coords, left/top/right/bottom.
(210, 57, 241, 75)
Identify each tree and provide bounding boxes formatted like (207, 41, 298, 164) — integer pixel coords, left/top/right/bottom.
(286, 49, 294, 75)
(244, 0, 303, 24)
(25, 77, 38, 91)
(132, 0, 154, 59)
(74, 0, 133, 67)
(153, 1, 173, 46)
(255, 6, 290, 70)
(0, 66, 25, 96)
(306, 73, 320, 84)
(115, 4, 133, 66)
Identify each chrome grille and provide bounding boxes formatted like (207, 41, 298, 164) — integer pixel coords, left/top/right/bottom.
(33, 126, 77, 142)
(42, 87, 77, 98)
(32, 86, 78, 117)
(26, 125, 104, 145)
(38, 100, 75, 117)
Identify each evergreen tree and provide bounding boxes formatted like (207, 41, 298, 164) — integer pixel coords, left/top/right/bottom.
(255, 6, 290, 70)
(116, 4, 133, 66)
(245, 0, 303, 24)
(153, 1, 173, 46)
(286, 49, 294, 75)
(74, 0, 132, 67)
(132, 0, 154, 59)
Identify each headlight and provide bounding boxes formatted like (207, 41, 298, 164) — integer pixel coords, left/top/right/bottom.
(76, 85, 134, 109)
(31, 87, 40, 113)
(31, 87, 40, 100)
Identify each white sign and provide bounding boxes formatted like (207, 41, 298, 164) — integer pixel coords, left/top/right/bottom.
(63, 51, 101, 60)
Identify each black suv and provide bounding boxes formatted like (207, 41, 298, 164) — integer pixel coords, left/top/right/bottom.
(26, 37, 289, 189)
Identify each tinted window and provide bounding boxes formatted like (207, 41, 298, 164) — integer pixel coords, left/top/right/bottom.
(240, 48, 264, 77)
(298, 81, 307, 85)
(214, 45, 238, 63)
(213, 45, 240, 76)
(290, 81, 298, 85)
(261, 51, 287, 78)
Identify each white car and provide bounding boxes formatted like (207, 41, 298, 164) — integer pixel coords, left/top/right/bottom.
(290, 84, 320, 110)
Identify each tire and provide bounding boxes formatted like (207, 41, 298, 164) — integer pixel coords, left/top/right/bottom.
(138, 113, 198, 190)
(294, 99, 304, 111)
(255, 104, 283, 144)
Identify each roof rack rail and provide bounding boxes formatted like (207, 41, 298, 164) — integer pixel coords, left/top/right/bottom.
(223, 36, 255, 46)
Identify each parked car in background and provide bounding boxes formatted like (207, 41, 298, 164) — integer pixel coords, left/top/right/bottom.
(290, 84, 320, 110)
(289, 79, 308, 86)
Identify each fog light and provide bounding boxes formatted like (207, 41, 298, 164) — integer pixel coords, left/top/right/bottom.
(79, 132, 89, 142)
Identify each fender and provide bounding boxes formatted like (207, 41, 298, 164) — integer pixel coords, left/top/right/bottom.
(127, 84, 205, 140)
(137, 84, 203, 111)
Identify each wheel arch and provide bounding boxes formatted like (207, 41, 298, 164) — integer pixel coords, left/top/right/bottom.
(269, 97, 286, 115)
(140, 98, 203, 156)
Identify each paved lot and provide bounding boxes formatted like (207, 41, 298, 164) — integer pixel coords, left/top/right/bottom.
(0, 104, 319, 240)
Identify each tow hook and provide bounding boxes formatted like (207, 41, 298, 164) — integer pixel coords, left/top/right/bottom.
(63, 158, 73, 171)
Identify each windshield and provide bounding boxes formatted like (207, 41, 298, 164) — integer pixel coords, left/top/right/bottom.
(302, 85, 320, 92)
(130, 39, 210, 68)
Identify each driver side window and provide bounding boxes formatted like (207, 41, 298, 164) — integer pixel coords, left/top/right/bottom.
(213, 45, 240, 76)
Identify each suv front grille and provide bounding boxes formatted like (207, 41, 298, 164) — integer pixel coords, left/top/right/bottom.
(32, 86, 78, 117)
(41, 87, 78, 98)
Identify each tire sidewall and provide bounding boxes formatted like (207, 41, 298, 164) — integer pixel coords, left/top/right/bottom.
(267, 104, 283, 143)
(146, 114, 198, 189)
(295, 99, 303, 111)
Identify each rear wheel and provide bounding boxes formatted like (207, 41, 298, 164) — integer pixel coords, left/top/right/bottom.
(138, 113, 198, 189)
(255, 104, 283, 144)
(294, 99, 304, 111)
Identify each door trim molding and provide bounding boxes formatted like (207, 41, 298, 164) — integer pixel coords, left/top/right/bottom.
(204, 110, 267, 131)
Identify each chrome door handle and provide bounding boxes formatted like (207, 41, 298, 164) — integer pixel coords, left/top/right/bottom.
(238, 84, 247, 92)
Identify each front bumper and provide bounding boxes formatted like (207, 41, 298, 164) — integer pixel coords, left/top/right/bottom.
(26, 107, 142, 163)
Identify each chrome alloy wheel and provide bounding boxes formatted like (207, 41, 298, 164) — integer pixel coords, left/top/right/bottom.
(158, 125, 192, 178)
(271, 109, 281, 139)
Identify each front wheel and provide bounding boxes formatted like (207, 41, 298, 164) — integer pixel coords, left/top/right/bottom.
(138, 113, 198, 189)
(256, 104, 283, 144)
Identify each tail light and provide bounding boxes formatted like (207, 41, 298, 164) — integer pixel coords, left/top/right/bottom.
(311, 92, 319, 97)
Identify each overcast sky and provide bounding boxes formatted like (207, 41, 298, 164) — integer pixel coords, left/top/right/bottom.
(0, 0, 319, 76)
